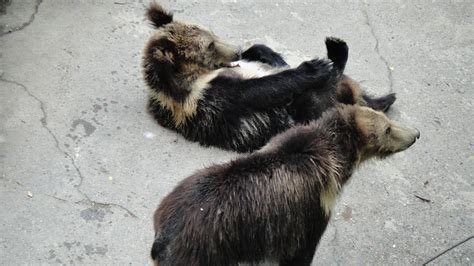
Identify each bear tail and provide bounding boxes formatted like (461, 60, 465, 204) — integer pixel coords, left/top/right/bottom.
(325, 37, 349, 73)
(146, 2, 173, 28)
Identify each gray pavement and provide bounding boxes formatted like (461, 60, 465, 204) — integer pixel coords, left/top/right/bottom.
(1, 0, 473, 265)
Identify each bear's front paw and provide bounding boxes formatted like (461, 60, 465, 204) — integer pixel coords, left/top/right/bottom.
(298, 59, 333, 75)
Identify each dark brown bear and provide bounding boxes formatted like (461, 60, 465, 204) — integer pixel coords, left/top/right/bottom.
(142, 3, 396, 152)
(150, 105, 420, 266)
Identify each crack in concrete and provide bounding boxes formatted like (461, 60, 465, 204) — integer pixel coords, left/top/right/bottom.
(75, 189, 138, 218)
(0, 76, 138, 219)
(0, 175, 27, 188)
(0, 176, 136, 217)
(362, 6, 395, 94)
(0, 177, 136, 217)
(0, 0, 43, 37)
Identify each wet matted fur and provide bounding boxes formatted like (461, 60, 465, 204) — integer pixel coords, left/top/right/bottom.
(150, 105, 420, 266)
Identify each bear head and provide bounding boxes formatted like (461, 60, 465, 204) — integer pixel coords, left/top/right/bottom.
(354, 106, 420, 161)
(143, 3, 240, 78)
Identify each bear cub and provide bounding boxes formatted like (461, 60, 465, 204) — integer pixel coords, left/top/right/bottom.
(150, 105, 420, 266)
(142, 3, 396, 152)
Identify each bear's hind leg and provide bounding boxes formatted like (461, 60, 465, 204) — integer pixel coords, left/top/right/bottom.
(336, 75, 397, 112)
(362, 93, 397, 112)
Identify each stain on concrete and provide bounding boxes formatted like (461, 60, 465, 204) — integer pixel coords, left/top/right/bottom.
(91, 117, 103, 126)
(92, 104, 102, 113)
(84, 244, 108, 256)
(71, 119, 96, 137)
(99, 166, 109, 174)
(0, 0, 12, 15)
(80, 207, 106, 222)
(66, 133, 78, 141)
(341, 205, 353, 221)
(48, 249, 56, 259)
(63, 241, 79, 250)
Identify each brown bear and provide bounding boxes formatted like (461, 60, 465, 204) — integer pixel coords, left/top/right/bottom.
(142, 3, 396, 152)
(150, 105, 420, 266)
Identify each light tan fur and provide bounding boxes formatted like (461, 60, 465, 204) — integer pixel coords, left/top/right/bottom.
(317, 151, 344, 216)
(149, 70, 222, 126)
(337, 75, 365, 105)
(355, 107, 419, 161)
(144, 10, 241, 127)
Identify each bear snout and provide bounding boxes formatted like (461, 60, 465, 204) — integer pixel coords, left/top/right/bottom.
(415, 128, 420, 139)
(403, 127, 420, 149)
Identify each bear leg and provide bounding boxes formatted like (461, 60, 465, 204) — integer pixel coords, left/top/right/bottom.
(279, 238, 319, 266)
(362, 93, 397, 112)
(325, 37, 349, 73)
(241, 44, 289, 67)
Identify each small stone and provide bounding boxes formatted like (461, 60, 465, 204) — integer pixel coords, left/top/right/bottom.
(27, 191, 33, 198)
(200, 208, 204, 211)
(143, 132, 156, 139)
(108, 176, 113, 181)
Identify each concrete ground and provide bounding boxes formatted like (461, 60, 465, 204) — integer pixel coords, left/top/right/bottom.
(1, 0, 473, 265)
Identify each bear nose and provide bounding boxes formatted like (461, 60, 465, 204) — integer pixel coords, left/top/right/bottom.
(415, 128, 420, 139)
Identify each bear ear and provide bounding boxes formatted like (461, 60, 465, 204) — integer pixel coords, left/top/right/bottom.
(149, 38, 177, 63)
(146, 2, 173, 28)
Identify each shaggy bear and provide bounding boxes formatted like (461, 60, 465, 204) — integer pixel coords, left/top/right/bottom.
(150, 105, 420, 266)
(142, 3, 395, 152)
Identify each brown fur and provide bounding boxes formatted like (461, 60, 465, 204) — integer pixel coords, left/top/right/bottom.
(355, 107, 420, 161)
(150, 105, 420, 265)
(336, 75, 365, 105)
(148, 70, 222, 126)
(142, 8, 240, 122)
(143, 3, 400, 154)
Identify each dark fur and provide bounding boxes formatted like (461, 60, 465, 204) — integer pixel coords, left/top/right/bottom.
(143, 3, 395, 152)
(147, 57, 339, 152)
(146, 2, 173, 28)
(325, 37, 348, 72)
(150, 105, 419, 265)
(241, 44, 289, 67)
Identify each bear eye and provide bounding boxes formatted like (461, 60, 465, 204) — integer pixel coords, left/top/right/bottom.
(208, 42, 215, 50)
(385, 127, 391, 135)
